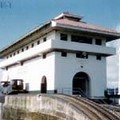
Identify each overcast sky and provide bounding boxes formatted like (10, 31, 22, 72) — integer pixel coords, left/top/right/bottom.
(107, 29, 120, 88)
(0, 0, 120, 88)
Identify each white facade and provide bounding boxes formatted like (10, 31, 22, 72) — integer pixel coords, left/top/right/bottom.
(0, 12, 120, 98)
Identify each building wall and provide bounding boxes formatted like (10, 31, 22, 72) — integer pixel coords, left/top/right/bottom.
(0, 30, 110, 98)
(1, 50, 107, 97)
(2, 52, 56, 91)
(54, 51, 106, 98)
(5, 31, 56, 59)
(0, 31, 57, 91)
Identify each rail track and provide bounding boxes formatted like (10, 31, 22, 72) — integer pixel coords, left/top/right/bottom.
(53, 94, 120, 120)
(102, 104, 120, 118)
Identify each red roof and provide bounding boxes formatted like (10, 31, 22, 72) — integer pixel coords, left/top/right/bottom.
(54, 18, 117, 34)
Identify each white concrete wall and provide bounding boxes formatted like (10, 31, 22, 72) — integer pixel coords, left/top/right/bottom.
(2, 52, 56, 91)
(54, 52, 106, 98)
(0, 39, 114, 68)
(1, 51, 107, 97)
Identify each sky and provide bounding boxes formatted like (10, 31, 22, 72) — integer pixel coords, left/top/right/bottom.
(0, 0, 120, 88)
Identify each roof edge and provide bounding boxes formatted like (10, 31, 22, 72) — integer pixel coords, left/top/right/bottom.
(0, 21, 51, 53)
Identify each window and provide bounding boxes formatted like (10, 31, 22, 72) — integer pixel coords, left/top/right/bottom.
(76, 53, 82, 58)
(71, 35, 82, 42)
(95, 39, 102, 45)
(20, 61, 24, 66)
(26, 46, 29, 50)
(13, 52, 16, 56)
(60, 33, 68, 41)
(43, 54, 46, 59)
(22, 48, 24, 52)
(96, 55, 102, 60)
(76, 52, 88, 59)
(61, 52, 67, 57)
(17, 50, 19, 54)
(71, 35, 92, 44)
(43, 37, 47, 42)
(31, 43, 34, 48)
(6, 67, 8, 71)
(85, 38, 92, 44)
(37, 40, 40, 45)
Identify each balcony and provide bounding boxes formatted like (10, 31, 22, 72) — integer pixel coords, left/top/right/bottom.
(51, 40, 115, 56)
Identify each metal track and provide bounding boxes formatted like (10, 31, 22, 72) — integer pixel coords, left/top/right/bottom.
(53, 94, 120, 120)
(102, 104, 120, 118)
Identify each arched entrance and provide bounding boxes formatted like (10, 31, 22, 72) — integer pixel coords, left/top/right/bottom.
(41, 76, 47, 93)
(72, 72, 90, 97)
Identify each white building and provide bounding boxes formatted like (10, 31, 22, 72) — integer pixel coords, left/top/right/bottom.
(0, 12, 120, 98)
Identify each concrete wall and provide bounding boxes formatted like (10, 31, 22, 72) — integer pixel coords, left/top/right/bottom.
(2, 52, 56, 91)
(1, 50, 107, 97)
(2, 95, 89, 120)
(55, 52, 106, 98)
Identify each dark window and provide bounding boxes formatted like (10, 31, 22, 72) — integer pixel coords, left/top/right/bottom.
(71, 35, 82, 42)
(96, 55, 102, 60)
(6, 67, 8, 71)
(85, 54, 88, 59)
(20, 61, 24, 66)
(13, 52, 16, 56)
(17, 50, 19, 54)
(60, 33, 68, 41)
(71, 35, 92, 44)
(26, 46, 29, 50)
(43, 37, 47, 42)
(31, 43, 34, 47)
(22, 48, 24, 52)
(76, 53, 82, 58)
(10, 54, 12, 57)
(95, 39, 102, 45)
(61, 52, 67, 57)
(76, 52, 88, 59)
(43, 54, 46, 59)
(85, 38, 92, 44)
(37, 40, 40, 45)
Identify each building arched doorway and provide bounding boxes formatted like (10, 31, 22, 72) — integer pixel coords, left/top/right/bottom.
(41, 76, 47, 93)
(72, 72, 90, 97)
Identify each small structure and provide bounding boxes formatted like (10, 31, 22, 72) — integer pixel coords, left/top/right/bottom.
(0, 12, 120, 98)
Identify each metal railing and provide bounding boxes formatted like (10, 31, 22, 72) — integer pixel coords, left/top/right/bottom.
(59, 87, 89, 99)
